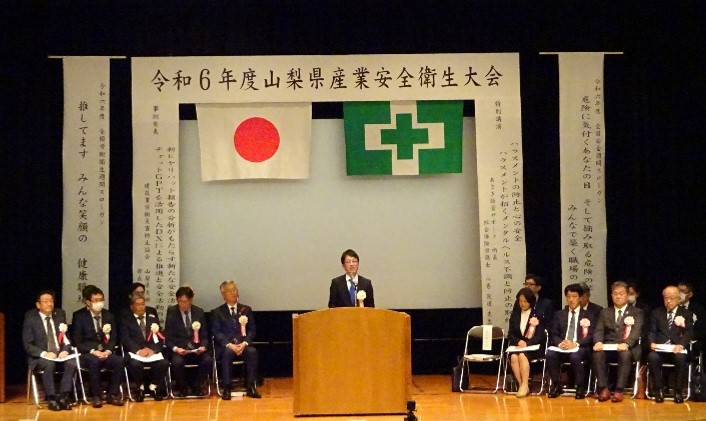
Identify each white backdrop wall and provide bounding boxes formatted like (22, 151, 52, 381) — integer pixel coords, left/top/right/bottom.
(179, 118, 481, 311)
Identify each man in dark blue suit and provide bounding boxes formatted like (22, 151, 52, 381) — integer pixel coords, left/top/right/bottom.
(546, 283, 597, 399)
(648, 285, 694, 403)
(211, 280, 261, 399)
(22, 290, 77, 411)
(120, 295, 169, 401)
(164, 286, 213, 397)
(328, 249, 375, 308)
(72, 285, 125, 408)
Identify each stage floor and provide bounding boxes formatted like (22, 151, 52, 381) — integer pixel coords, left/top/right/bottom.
(2, 375, 705, 420)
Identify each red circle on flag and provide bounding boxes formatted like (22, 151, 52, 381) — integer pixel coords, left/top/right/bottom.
(233, 117, 280, 162)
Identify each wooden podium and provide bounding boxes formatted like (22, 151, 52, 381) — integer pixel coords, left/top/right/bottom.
(292, 308, 411, 416)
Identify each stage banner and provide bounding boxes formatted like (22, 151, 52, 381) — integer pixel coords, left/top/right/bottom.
(62, 57, 110, 321)
(558, 53, 608, 307)
(131, 54, 522, 317)
(475, 96, 526, 327)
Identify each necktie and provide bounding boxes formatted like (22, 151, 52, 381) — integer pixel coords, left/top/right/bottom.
(617, 309, 623, 324)
(349, 281, 356, 305)
(566, 310, 576, 341)
(94, 315, 101, 333)
(46, 316, 59, 353)
(667, 311, 674, 330)
(230, 306, 237, 318)
(184, 311, 192, 332)
(138, 316, 146, 339)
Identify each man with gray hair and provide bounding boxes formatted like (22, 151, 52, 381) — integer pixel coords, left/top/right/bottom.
(648, 285, 693, 403)
(211, 280, 261, 399)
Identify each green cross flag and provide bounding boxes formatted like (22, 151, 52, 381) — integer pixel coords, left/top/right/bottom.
(343, 100, 463, 176)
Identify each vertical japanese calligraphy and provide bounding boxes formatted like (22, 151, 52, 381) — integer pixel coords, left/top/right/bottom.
(475, 95, 527, 328)
(558, 53, 608, 307)
(61, 57, 111, 321)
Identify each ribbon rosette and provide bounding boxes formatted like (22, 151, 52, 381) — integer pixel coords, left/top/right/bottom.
(526, 316, 539, 339)
(622, 315, 635, 340)
(191, 321, 201, 343)
(102, 324, 111, 343)
(356, 290, 367, 307)
(147, 322, 165, 343)
(674, 315, 686, 328)
(58, 322, 69, 345)
(239, 315, 248, 337)
(579, 318, 590, 338)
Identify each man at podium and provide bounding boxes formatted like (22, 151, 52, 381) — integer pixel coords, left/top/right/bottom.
(328, 249, 375, 308)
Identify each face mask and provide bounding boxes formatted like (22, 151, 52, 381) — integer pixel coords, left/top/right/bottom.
(679, 292, 687, 302)
(91, 301, 105, 312)
(627, 295, 636, 304)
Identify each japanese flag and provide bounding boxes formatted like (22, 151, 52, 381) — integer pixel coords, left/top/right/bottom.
(196, 103, 312, 180)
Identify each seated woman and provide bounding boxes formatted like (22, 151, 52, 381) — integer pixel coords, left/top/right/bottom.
(507, 287, 545, 397)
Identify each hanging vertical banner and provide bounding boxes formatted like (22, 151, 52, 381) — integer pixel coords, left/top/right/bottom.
(131, 54, 522, 318)
(476, 96, 527, 328)
(558, 53, 610, 307)
(62, 56, 111, 320)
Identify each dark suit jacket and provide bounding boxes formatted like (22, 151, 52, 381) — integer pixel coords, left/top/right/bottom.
(164, 304, 210, 351)
(328, 275, 375, 308)
(120, 307, 164, 354)
(508, 309, 545, 347)
(22, 308, 73, 367)
(593, 305, 644, 348)
(648, 306, 694, 347)
(584, 301, 603, 318)
(549, 307, 598, 348)
(211, 302, 256, 358)
(682, 301, 706, 340)
(72, 307, 119, 354)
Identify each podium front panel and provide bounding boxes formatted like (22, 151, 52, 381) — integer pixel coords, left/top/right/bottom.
(293, 308, 411, 416)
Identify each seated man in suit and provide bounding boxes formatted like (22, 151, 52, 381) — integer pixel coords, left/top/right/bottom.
(578, 282, 603, 317)
(164, 286, 213, 397)
(120, 295, 169, 401)
(211, 280, 261, 399)
(514, 274, 553, 323)
(648, 285, 694, 403)
(592, 280, 644, 403)
(678, 281, 705, 341)
(119, 282, 155, 324)
(328, 249, 375, 308)
(22, 289, 77, 411)
(72, 284, 125, 408)
(546, 283, 597, 399)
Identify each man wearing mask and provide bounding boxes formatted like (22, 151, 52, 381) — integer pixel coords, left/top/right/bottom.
(677, 282, 705, 340)
(72, 285, 125, 408)
(22, 290, 77, 411)
(647, 286, 694, 403)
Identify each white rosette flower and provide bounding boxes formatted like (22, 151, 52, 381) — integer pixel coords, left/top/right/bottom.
(356, 290, 367, 307)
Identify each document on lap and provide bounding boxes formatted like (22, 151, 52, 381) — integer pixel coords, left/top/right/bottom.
(655, 344, 687, 354)
(42, 353, 78, 362)
(505, 344, 540, 353)
(547, 346, 580, 353)
(129, 352, 165, 362)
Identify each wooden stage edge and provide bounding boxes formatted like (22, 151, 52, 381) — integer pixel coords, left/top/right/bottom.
(2, 375, 706, 421)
